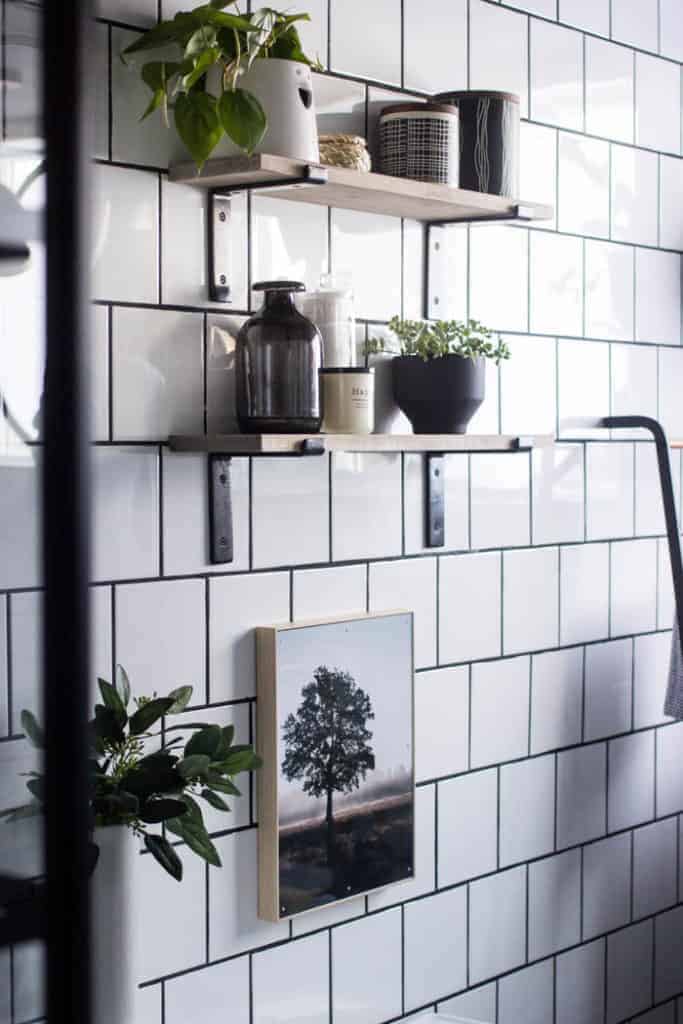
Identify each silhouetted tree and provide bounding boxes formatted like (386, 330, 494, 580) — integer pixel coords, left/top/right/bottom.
(282, 666, 375, 863)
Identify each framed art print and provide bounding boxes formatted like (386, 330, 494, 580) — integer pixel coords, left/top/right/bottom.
(256, 610, 415, 922)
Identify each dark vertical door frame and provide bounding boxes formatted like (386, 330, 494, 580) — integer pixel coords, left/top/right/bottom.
(43, 1, 93, 1022)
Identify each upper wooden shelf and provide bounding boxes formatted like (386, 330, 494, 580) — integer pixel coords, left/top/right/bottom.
(168, 153, 553, 224)
(168, 433, 554, 455)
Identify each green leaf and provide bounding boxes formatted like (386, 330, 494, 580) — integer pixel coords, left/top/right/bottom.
(166, 686, 193, 715)
(206, 772, 241, 796)
(174, 91, 224, 169)
(177, 754, 211, 780)
(181, 47, 221, 91)
(144, 833, 183, 881)
(185, 725, 222, 759)
(92, 704, 126, 745)
(122, 755, 183, 799)
(129, 697, 175, 736)
(166, 815, 222, 867)
(217, 87, 266, 155)
(26, 777, 45, 802)
(140, 797, 188, 824)
(98, 678, 127, 723)
(122, 18, 193, 58)
(115, 665, 132, 707)
(20, 709, 44, 749)
(165, 721, 212, 733)
(215, 746, 261, 775)
(92, 791, 139, 821)
(199, 788, 230, 812)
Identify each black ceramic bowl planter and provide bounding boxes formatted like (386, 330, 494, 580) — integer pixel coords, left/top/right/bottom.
(392, 353, 485, 434)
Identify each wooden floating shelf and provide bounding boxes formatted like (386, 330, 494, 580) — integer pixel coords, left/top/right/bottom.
(168, 433, 555, 455)
(168, 153, 553, 224)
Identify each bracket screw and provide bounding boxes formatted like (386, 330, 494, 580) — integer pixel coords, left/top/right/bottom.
(219, 274, 227, 285)
(434, 241, 441, 251)
(433, 295, 440, 305)
(219, 211, 227, 222)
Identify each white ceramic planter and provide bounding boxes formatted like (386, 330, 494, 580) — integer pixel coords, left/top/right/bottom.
(91, 826, 140, 1024)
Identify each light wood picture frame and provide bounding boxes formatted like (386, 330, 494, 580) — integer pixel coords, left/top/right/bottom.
(256, 610, 415, 922)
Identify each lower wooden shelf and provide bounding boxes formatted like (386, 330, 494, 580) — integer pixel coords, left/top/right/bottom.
(168, 432, 554, 455)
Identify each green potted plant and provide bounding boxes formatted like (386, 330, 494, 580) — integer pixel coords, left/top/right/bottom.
(122, 3, 321, 169)
(2, 667, 260, 1024)
(366, 316, 510, 434)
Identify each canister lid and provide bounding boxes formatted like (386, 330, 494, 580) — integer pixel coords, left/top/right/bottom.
(379, 102, 458, 118)
(320, 367, 375, 375)
(433, 89, 520, 104)
(253, 280, 306, 292)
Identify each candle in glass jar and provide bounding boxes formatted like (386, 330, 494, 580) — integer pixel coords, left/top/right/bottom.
(320, 368, 375, 434)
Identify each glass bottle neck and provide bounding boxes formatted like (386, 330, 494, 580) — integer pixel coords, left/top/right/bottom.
(262, 290, 297, 312)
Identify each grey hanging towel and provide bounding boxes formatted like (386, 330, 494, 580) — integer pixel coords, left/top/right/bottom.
(664, 617, 683, 719)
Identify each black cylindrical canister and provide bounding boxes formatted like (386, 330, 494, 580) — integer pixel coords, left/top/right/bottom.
(433, 90, 520, 196)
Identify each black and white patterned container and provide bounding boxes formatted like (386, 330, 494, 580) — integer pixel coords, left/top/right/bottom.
(378, 103, 459, 185)
(433, 90, 520, 197)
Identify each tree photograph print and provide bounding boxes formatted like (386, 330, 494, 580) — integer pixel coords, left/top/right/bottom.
(272, 612, 414, 917)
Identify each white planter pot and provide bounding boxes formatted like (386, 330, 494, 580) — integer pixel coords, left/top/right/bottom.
(172, 58, 319, 164)
(91, 826, 140, 1024)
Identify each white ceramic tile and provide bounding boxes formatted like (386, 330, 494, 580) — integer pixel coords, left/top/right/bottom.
(471, 655, 531, 767)
(97, 0, 156, 23)
(404, 888, 467, 1010)
(656, 721, 683, 815)
(612, 0, 658, 52)
(584, 638, 633, 741)
(470, 1, 529, 117)
(0, 456, 41, 590)
(610, 538, 658, 636)
(530, 233, 583, 338)
(611, 145, 659, 247)
(330, 0, 401, 85)
(633, 818, 678, 919)
(115, 578, 206, 702)
(252, 457, 329, 569)
(633, 1006, 677, 1024)
(438, 984, 496, 1022)
(636, 54, 681, 155)
(494, 338, 556, 442)
(660, 0, 683, 62)
(585, 37, 634, 145)
(0, 596, 6, 737)
(332, 453, 402, 562)
(655, 906, 683, 1003)
(658, 539, 676, 632)
(634, 632, 672, 729)
(556, 939, 606, 1024)
(404, 0, 467, 94)
(93, 22, 109, 160)
(560, 0, 609, 34)
(582, 832, 632, 940)
(558, 338, 610, 439)
(586, 442, 635, 539)
(557, 133, 609, 238)
(135, 841, 205, 981)
(161, 181, 248, 310)
(530, 20, 584, 131)
(162, 452, 249, 576)
(659, 350, 683, 441)
(9, 590, 42, 731)
(660, 155, 683, 251)
(209, 572, 290, 702)
(293, 564, 367, 621)
(111, 28, 174, 168)
(11, 942, 45, 1023)
(369, 557, 436, 668)
(252, 196, 328, 297)
(560, 542, 610, 644)
(415, 666, 468, 782)
(204, 313, 244, 434)
(520, 122, 558, 232)
(439, 552, 502, 664)
(636, 443, 681, 537)
(556, 742, 607, 847)
(611, 343, 658, 439)
(585, 240, 635, 341)
(498, 960, 554, 1024)
(166, 957, 249, 1024)
(367, 347, 413, 437)
(503, 547, 559, 654)
(0, 950, 10, 1024)
(92, 446, 159, 582)
(469, 226, 528, 333)
(92, 163, 159, 304)
(313, 74, 365, 138)
(500, 753, 555, 866)
(332, 909, 403, 1024)
(402, 218, 425, 319)
(297, 0, 327, 69)
(467, 357, 501, 435)
(529, 848, 582, 958)
(291, 896, 364, 937)
(209, 830, 289, 959)
(532, 444, 585, 545)
(531, 646, 584, 753)
(469, 866, 527, 984)
(470, 453, 531, 549)
(111, 307, 203, 440)
(636, 250, 682, 346)
(91, 304, 110, 442)
(331, 207, 401, 319)
(606, 920, 653, 1024)
(438, 768, 498, 886)
(404, 453, 469, 556)
(91, 585, 113, 709)
(253, 933, 329, 1024)
(368, 784, 436, 910)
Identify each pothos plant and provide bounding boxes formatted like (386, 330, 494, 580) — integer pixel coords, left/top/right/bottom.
(0, 666, 261, 881)
(365, 316, 511, 365)
(122, 3, 319, 169)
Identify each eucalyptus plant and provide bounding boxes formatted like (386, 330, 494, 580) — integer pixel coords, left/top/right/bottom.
(366, 316, 510, 365)
(0, 666, 261, 881)
(122, 2, 319, 169)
